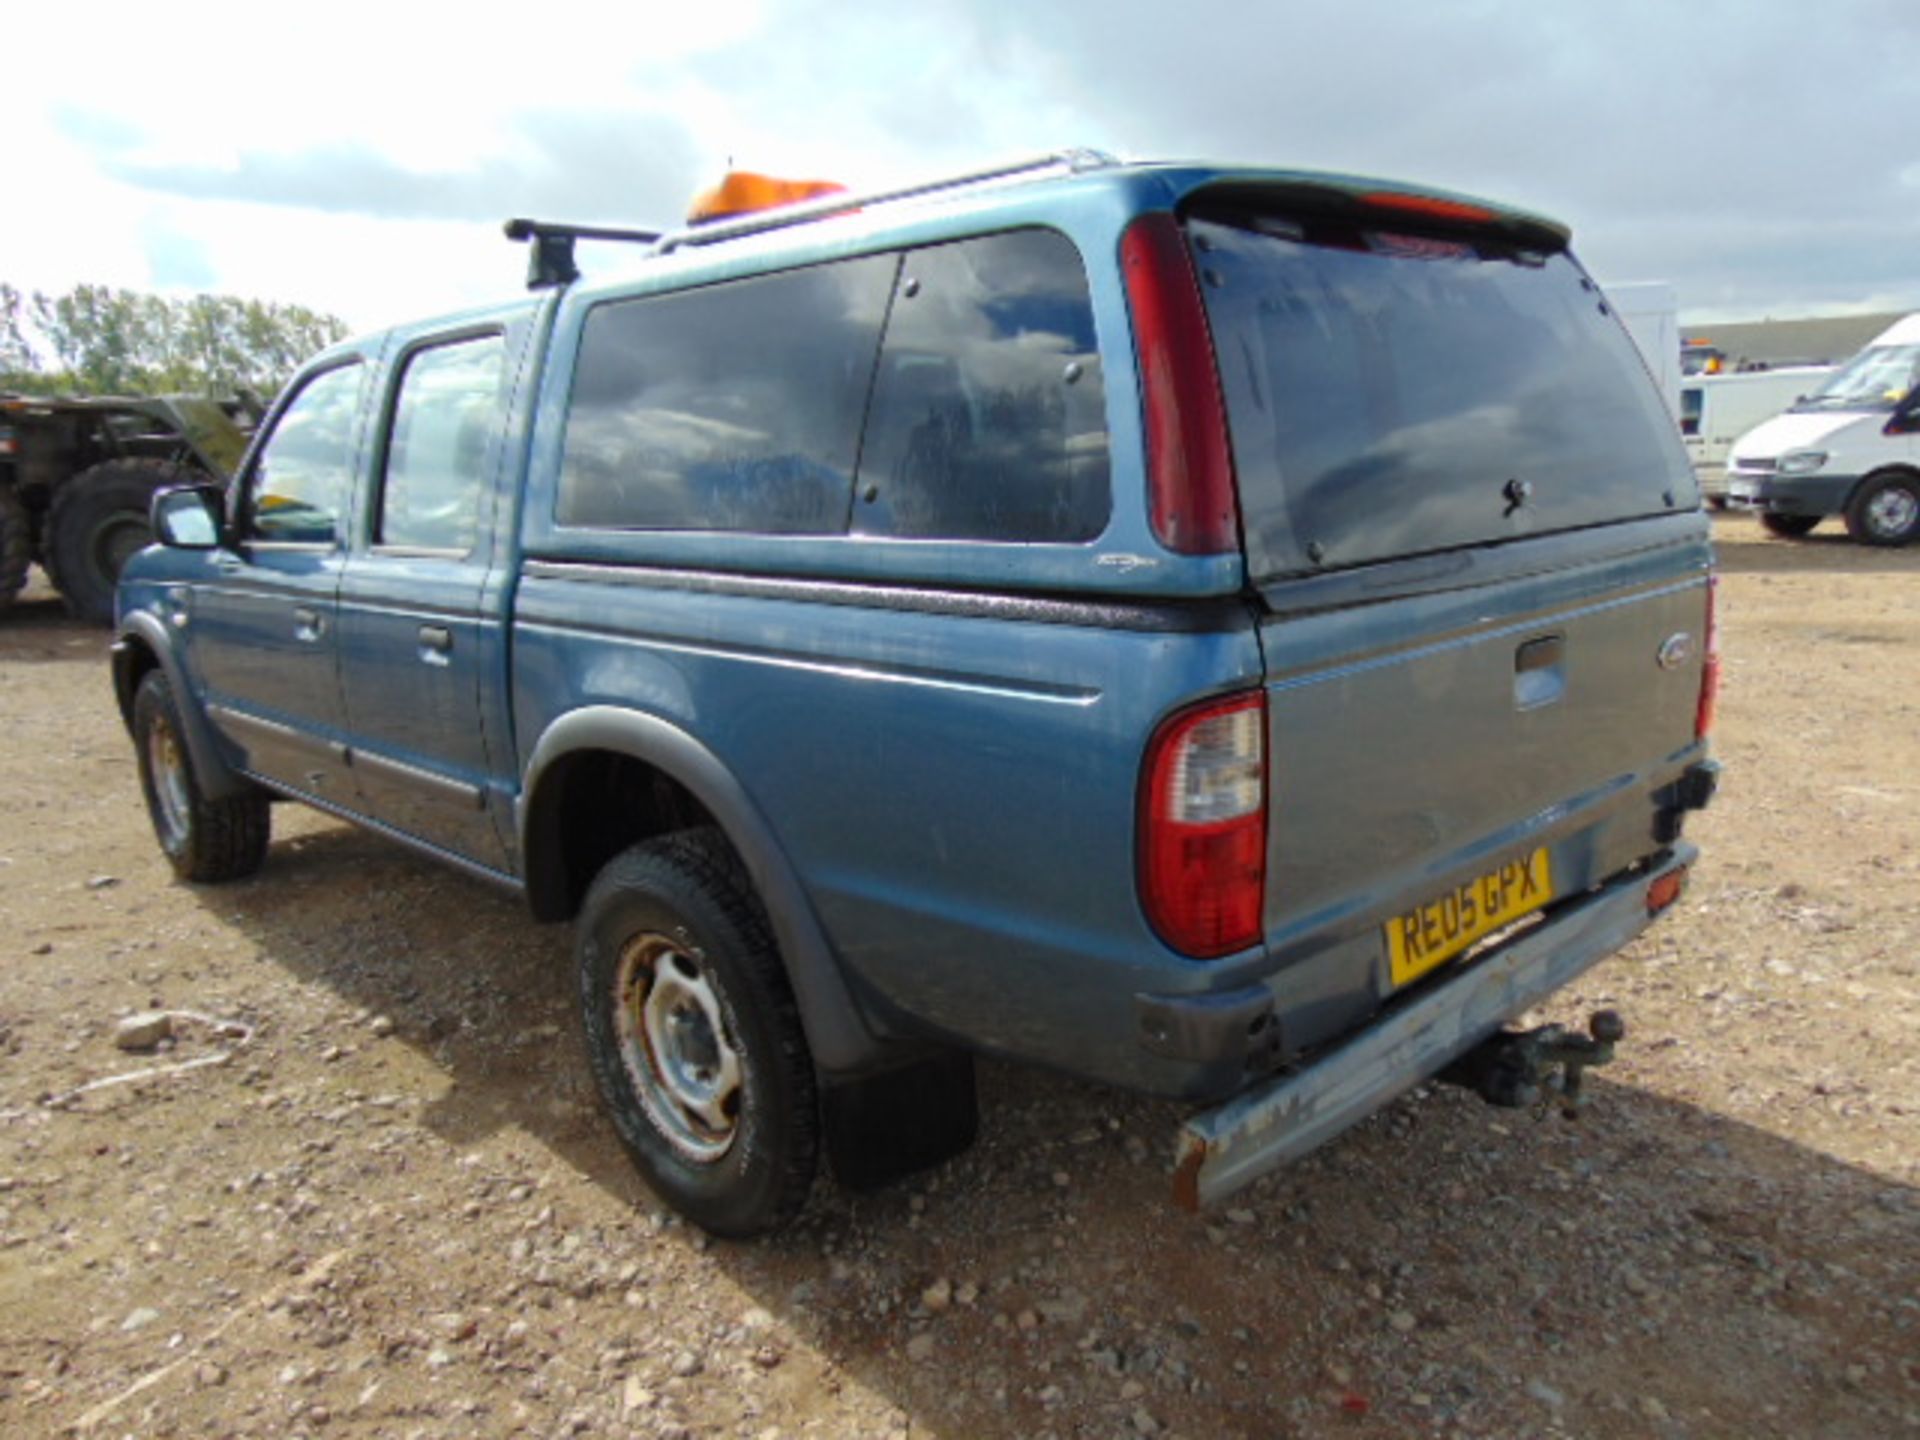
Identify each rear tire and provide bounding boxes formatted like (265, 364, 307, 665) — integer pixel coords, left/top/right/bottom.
(0, 486, 30, 613)
(577, 830, 819, 1238)
(1844, 471, 1920, 547)
(47, 458, 194, 623)
(1760, 512, 1821, 539)
(133, 670, 270, 882)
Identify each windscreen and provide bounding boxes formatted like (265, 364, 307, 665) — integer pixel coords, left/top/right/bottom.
(1793, 344, 1920, 413)
(1189, 211, 1695, 578)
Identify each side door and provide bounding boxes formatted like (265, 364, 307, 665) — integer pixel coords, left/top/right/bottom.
(334, 325, 516, 868)
(189, 358, 371, 801)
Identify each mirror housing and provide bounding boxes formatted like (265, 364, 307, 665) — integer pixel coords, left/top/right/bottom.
(151, 485, 226, 550)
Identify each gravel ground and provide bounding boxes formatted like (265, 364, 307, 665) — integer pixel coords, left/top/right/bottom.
(1, 511, 1916, 1439)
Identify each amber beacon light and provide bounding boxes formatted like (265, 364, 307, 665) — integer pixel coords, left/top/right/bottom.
(687, 171, 850, 224)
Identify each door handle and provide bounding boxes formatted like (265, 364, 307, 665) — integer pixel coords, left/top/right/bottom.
(293, 606, 325, 642)
(418, 625, 454, 663)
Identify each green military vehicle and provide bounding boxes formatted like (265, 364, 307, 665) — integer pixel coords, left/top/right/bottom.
(0, 392, 256, 621)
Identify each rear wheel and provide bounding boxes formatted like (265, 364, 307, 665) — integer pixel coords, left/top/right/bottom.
(0, 486, 30, 613)
(47, 458, 194, 622)
(1844, 471, 1920, 547)
(576, 830, 819, 1237)
(133, 671, 271, 882)
(1760, 512, 1821, 539)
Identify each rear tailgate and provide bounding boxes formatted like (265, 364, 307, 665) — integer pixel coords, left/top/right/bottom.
(1187, 192, 1712, 1052)
(1254, 520, 1709, 1050)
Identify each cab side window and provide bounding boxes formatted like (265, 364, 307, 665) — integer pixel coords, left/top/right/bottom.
(248, 363, 364, 544)
(854, 229, 1110, 543)
(556, 254, 897, 533)
(379, 334, 507, 552)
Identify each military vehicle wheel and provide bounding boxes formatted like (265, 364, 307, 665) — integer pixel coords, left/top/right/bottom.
(1759, 513, 1820, 539)
(1844, 471, 1920, 547)
(133, 670, 271, 882)
(576, 829, 819, 1238)
(47, 458, 193, 623)
(0, 486, 30, 614)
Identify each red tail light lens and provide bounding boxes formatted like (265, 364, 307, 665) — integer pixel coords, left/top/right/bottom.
(1139, 692, 1268, 958)
(1696, 575, 1720, 740)
(1120, 213, 1238, 556)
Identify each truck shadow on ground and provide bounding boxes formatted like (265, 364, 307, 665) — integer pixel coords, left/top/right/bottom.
(195, 817, 1919, 1439)
(0, 591, 112, 663)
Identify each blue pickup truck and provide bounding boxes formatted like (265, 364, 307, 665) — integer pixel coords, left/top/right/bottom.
(111, 153, 1718, 1236)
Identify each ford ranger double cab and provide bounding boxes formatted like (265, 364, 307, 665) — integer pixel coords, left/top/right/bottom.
(111, 152, 1718, 1236)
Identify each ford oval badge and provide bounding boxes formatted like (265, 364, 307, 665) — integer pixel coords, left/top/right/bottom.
(1657, 632, 1694, 670)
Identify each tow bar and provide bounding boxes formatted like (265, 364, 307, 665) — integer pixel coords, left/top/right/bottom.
(1437, 1009, 1626, 1118)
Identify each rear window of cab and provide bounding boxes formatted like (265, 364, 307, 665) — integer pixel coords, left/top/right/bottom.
(556, 228, 1110, 545)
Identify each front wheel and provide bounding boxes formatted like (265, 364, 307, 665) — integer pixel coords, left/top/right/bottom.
(1760, 512, 1821, 539)
(576, 830, 818, 1238)
(133, 671, 271, 882)
(1844, 472, 1920, 547)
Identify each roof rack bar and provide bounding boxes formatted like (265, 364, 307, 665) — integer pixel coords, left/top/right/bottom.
(504, 217, 664, 291)
(651, 148, 1119, 256)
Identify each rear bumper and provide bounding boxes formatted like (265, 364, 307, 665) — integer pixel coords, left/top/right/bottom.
(1171, 843, 1696, 1210)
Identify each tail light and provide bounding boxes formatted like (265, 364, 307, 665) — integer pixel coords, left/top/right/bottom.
(1120, 213, 1238, 555)
(1696, 575, 1720, 740)
(1139, 692, 1267, 958)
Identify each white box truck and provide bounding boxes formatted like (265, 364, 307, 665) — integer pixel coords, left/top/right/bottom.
(1681, 366, 1833, 504)
(1605, 282, 1680, 419)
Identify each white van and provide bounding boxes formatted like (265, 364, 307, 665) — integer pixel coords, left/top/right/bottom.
(1682, 365, 1832, 503)
(1726, 313, 1920, 544)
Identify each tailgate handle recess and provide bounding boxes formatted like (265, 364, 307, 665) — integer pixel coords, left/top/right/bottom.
(1514, 633, 1565, 710)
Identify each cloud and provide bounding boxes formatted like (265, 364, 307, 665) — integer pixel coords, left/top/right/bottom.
(141, 214, 218, 290)
(13, 0, 1919, 323)
(832, 0, 1920, 317)
(70, 108, 705, 228)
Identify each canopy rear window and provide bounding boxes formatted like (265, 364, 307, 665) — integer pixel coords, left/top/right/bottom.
(1189, 210, 1694, 578)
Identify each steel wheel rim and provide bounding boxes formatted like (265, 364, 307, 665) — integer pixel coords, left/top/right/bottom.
(613, 934, 743, 1161)
(146, 715, 191, 845)
(1867, 486, 1918, 539)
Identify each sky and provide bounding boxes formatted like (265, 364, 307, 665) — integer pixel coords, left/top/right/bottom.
(6, 0, 1917, 335)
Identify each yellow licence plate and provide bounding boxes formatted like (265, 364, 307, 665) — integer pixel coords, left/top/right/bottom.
(1386, 848, 1553, 989)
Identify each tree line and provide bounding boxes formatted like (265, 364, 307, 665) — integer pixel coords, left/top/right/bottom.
(1, 283, 349, 401)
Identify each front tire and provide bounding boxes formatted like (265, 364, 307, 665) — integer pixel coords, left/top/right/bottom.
(1760, 512, 1821, 539)
(1844, 471, 1920, 547)
(577, 830, 819, 1238)
(133, 671, 271, 882)
(47, 458, 195, 623)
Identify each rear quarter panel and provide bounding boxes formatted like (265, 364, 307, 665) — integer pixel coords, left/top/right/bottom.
(510, 570, 1264, 1084)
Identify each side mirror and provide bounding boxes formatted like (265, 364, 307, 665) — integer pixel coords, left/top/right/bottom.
(151, 485, 226, 550)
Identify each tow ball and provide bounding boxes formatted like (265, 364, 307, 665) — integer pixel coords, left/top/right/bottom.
(1438, 1010, 1626, 1118)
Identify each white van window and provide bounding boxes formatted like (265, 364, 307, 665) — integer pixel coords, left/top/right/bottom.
(1797, 345, 1920, 412)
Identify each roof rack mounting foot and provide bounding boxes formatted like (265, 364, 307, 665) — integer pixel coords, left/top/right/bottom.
(504, 218, 665, 291)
